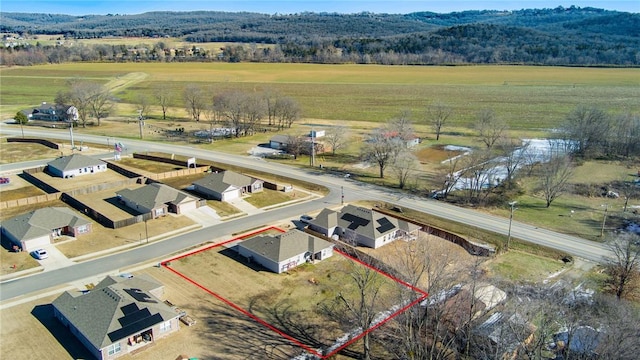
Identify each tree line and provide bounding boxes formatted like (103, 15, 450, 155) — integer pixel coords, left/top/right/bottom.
(2, 7, 638, 66)
(46, 79, 301, 136)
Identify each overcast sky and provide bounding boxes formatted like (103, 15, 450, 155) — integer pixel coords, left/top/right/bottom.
(2, 0, 638, 15)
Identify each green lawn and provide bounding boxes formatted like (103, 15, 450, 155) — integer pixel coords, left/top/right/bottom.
(485, 250, 567, 282)
(2, 63, 638, 129)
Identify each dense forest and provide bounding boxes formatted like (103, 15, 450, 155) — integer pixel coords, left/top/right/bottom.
(1, 6, 639, 66)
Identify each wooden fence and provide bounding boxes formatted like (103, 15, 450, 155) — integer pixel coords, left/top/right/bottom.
(7, 137, 59, 149)
(20, 168, 60, 194)
(375, 208, 495, 256)
(0, 193, 61, 209)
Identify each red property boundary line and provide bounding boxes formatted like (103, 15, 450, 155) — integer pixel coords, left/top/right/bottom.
(162, 226, 429, 359)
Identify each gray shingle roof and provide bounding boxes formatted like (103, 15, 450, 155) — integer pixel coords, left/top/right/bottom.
(239, 229, 333, 263)
(337, 205, 419, 240)
(1, 207, 91, 241)
(269, 134, 290, 144)
(192, 171, 260, 193)
(308, 208, 338, 229)
(47, 154, 106, 171)
(52, 275, 178, 350)
(116, 183, 196, 210)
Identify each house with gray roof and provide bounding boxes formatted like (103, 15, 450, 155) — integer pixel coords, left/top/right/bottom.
(269, 134, 291, 150)
(47, 153, 108, 178)
(308, 205, 420, 249)
(237, 229, 334, 273)
(192, 170, 263, 202)
(52, 274, 180, 360)
(1, 207, 92, 251)
(116, 183, 199, 218)
(28, 102, 78, 122)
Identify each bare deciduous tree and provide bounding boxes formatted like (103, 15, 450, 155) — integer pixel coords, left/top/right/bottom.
(86, 82, 113, 126)
(360, 127, 403, 179)
(322, 258, 388, 360)
(391, 150, 419, 189)
(475, 109, 507, 150)
(153, 84, 173, 120)
(538, 154, 574, 208)
(559, 105, 610, 158)
(605, 233, 640, 300)
(183, 84, 206, 122)
(325, 125, 349, 155)
(135, 93, 151, 119)
(498, 137, 530, 189)
(427, 101, 452, 141)
(274, 96, 301, 129)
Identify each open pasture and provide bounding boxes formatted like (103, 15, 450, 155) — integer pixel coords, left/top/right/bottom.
(1, 63, 637, 130)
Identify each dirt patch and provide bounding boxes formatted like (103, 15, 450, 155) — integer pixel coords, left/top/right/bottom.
(415, 144, 465, 164)
(29, 168, 130, 193)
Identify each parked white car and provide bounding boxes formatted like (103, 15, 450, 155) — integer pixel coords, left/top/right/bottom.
(32, 248, 49, 260)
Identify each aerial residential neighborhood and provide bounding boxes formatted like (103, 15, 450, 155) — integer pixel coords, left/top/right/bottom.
(1, 2, 639, 360)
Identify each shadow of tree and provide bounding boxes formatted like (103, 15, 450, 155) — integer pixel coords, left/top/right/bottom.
(31, 304, 93, 359)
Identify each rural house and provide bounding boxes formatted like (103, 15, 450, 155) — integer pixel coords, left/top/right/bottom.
(237, 229, 334, 273)
(269, 134, 291, 150)
(116, 183, 199, 218)
(1, 207, 92, 251)
(47, 154, 108, 178)
(191, 170, 263, 202)
(52, 274, 180, 360)
(308, 204, 420, 248)
(28, 102, 78, 122)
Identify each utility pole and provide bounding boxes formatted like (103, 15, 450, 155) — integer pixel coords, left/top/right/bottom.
(341, 186, 344, 205)
(138, 110, 144, 139)
(506, 201, 517, 251)
(310, 129, 315, 167)
(601, 204, 608, 237)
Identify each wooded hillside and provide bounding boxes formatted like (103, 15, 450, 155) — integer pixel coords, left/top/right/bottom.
(1, 6, 638, 66)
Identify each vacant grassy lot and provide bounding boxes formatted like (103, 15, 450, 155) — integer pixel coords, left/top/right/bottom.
(167, 242, 410, 355)
(2, 63, 637, 129)
(56, 214, 196, 259)
(483, 250, 568, 283)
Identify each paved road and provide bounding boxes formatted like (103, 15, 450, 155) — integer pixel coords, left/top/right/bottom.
(0, 125, 612, 302)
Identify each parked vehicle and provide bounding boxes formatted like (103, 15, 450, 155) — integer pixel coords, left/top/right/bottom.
(300, 215, 313, 224)
(32, 249, 49, 260)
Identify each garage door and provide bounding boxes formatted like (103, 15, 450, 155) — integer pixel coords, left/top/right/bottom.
(23, 236, 51, 252)
(222, 189, 240, 202)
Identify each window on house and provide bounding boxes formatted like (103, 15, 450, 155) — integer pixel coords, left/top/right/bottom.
(159, 320, 172, 333)
(107, 342, 121, 356)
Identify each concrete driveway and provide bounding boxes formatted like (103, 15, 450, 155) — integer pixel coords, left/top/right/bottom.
(184, 206, 221, 226)
(35, 244, 75, 272)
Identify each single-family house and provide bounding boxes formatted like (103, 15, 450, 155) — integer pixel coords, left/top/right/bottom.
(116, 183, 199, 218)
(52, 274, 180, 360)
(1, 207, 92, 251)
(28, 102, 78, 122)
(237, 229, 334, 273)
(269, 134, 291, 150)
(308, 205, 420, 249)
(47, 154, 108, 178)
(192, 171, 263, 202)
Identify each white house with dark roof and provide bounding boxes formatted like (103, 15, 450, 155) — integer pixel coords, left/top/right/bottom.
(1, 207, 92, 251)
(308, 204, 420, 249)
(116, 183, 199, 218)
(237, 229, 334, 273)
(192, 171, 263, 202)
(47, 154, 108, 178)
(52, 274, 180, 360)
